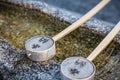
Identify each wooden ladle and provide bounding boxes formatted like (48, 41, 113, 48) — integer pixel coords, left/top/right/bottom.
(61, 21, 120, 80)
(25, 0, 110, 61)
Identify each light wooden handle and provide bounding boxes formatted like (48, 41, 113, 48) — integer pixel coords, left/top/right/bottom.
(52, 0, 110, 41)
(87, 21, 120, 61)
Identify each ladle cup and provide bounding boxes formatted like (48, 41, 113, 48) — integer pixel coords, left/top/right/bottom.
(25, 0, 110, 61)
(61, 21, 120, 80)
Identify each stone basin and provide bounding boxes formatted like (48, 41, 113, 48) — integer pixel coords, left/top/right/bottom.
(0, 0, 120, 80)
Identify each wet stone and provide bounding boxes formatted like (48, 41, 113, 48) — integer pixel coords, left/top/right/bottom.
(0, 37, 61, 80)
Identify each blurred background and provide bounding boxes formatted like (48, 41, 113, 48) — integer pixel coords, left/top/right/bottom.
(40, 0, 120, 24)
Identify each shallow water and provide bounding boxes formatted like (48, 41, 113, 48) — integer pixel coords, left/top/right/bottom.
(0, 2, 120, 79)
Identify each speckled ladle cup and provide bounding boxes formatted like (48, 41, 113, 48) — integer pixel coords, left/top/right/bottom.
(61, 21, 120, 80)
(25, 0, 110, 61)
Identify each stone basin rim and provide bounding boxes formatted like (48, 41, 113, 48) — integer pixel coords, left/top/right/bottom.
(2, 0, 120, 80)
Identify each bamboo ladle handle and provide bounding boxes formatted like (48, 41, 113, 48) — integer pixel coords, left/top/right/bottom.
(52, 0, 110, 41)
(87, 21, 120, 61)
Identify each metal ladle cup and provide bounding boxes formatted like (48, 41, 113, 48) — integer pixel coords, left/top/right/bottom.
(61, 57, 95, 80)
(25, 36, 55, 61)
(25, 0, 110, 61)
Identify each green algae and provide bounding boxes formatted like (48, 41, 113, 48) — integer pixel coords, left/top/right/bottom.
(0, 2, 120, 79)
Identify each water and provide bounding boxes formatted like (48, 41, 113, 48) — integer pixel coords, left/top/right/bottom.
(0, 2, 120, 79)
